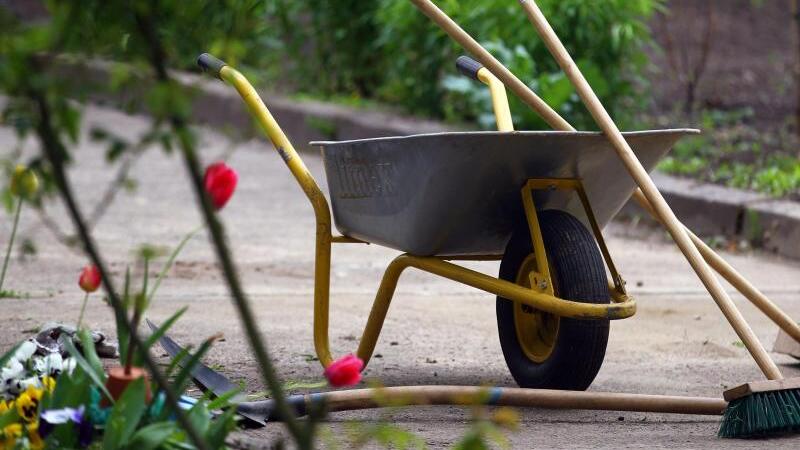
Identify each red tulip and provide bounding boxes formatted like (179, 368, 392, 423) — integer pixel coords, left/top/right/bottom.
(78, 265, 101, 293)
(203, 162, 238, 210)
(323, 354, 364, 387)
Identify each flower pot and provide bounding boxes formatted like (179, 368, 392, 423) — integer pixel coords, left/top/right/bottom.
(102, 366, 152, 407)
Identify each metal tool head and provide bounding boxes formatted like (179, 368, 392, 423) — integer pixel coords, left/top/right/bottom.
(146, 319, 267, 427)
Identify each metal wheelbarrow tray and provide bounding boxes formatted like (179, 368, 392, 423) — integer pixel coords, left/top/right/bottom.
(314, 129, 698, 256)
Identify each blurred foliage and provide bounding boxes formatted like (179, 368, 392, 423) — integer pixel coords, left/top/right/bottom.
(0, 0, 264, 169)
(0, 0, 267, 252)
(266, 0, 663, 130)
(0, 2, 266, 448)
(659, 108, 800, 198)
(1, 0, 661, 140)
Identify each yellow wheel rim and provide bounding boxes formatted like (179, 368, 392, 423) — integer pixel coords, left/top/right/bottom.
(513, 254, 559, 363)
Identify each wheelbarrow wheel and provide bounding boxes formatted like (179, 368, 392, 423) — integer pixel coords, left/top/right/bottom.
(497, 209, 609, 390)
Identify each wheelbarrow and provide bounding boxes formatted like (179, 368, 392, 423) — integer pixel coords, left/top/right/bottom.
(197, 53, 697, 391)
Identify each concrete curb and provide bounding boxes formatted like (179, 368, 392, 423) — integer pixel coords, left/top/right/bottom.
(618, 173, 800, 260)
(62, 60, 800, 260)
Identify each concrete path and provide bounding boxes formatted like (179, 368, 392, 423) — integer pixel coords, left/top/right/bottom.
(1, 105, 799, 448)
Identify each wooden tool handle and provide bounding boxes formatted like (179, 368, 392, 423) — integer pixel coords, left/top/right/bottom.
(632, 189, 800, 343)
(322, 386, 727, 416)
(517, 0, 781, 380)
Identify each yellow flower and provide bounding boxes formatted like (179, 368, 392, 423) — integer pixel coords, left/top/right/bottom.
(1, 423, 22, 450)
(491, 406, 520, 431)
(41, 377, 56, 393)
(3, 424, 21, 437)
(15, 386, 43, 423)
(0, 401, 8, 414)
(26, 422, 44, 450)
(9, 164, 40, 199)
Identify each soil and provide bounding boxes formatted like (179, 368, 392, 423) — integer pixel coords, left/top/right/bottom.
(648, 0, 798, 125)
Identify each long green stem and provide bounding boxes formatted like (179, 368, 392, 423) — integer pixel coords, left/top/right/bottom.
(76, 292, 89, 329)
(147, 225, 201, 302)
(0, 198, 22, 295)
(126, 259, 148, 375)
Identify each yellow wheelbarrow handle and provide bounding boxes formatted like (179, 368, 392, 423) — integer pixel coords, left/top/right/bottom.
(197, 53, 337, 366)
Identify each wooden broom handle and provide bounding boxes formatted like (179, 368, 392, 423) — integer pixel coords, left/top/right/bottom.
(517, 0, 781, 380)
(632, 190, 800, 343)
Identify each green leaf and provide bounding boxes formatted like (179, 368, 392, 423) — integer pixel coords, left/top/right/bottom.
(64, 337, 112, 401)
(147, 227, 201, 303)
(186, 400, 211, 436)
(43, 367, 90, 447)
(0, 409, 20, 429)
(45, 364, 89, 409)
(135, 307, 187, 366)
(102, 377, 147, 450)
(205, 386, 242, 411)
(127, 422, 178, 450)
(205, 407, 237, 448)
(171, 337, 215, 397)
(539, 74, 573, 113)
(157, 338, 214, 421)
(117, 267, 132, 364)
(1, 189, 13, 215)
(105, 140, 128, 163)
(78, 328, 104, 378)
(164, 346, 191, 378)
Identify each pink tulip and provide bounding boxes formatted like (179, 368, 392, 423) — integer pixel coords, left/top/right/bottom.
(203, 162, 238, 210)
(323, 354, 364, 387)
(78, 265, 101, 293)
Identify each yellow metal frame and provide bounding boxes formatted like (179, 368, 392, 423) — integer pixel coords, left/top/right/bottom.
(218, 64, 635, 369)
(477, 67, 514, 132)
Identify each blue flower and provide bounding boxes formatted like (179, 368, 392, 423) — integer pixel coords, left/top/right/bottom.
(39, 405, 93, 447)
(40, 405, 84, 425)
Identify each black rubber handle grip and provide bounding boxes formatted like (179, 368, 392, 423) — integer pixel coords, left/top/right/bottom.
(456, 55, 483, 81)
(197, 53, 227, 79)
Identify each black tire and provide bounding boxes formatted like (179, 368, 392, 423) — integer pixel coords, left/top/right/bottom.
(496, 209, 609, 390)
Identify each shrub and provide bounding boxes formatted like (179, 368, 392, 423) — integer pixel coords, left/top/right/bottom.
(267, 0, 663, 130)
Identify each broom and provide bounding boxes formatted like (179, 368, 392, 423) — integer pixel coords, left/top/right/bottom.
(514, 0, 800, 437)
(409, 0, 800, 438)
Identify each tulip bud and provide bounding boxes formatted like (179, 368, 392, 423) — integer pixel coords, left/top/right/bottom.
(323, 354, 364, 387)
(203, 162, 238, 210)
(9, 165, 39, 200)
(78, 265, 102, 293)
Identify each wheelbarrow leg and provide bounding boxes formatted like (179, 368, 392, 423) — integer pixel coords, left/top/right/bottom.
(312, 226, 334, 367)
(355, 256, 412, 365)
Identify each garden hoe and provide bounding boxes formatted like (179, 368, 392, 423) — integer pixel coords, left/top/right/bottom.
(409, 0, 800, 438)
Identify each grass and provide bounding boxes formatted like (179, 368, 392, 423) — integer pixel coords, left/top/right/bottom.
(656, 108, 800, 199)
(0, 289, 31, 299)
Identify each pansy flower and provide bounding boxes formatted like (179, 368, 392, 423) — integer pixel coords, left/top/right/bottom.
(40, 405, 92, 447)
(15, 385, 43, 422)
